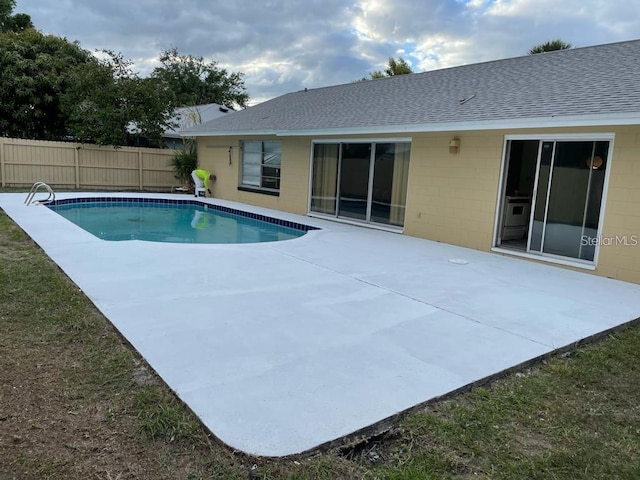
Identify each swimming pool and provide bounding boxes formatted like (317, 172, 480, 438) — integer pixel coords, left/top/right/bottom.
(47, 198, 317, 244)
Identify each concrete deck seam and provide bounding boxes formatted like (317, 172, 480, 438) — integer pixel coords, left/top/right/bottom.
(269, 245, 554, 349)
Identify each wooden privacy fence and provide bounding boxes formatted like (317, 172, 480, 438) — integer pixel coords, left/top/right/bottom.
(0, 137, 179, 191)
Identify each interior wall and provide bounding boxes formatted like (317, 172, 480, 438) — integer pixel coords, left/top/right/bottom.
(544, 167, 604, 226)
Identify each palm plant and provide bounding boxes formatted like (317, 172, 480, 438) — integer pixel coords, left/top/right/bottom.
(170, 142, 197, 188)
(528, 39, 572, 55)
(169, 105, 202, 189)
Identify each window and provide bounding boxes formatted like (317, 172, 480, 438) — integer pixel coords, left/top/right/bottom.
(241, 140, 281, 191)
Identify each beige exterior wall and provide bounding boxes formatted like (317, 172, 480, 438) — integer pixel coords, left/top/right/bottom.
(196, 125, 640, 284)
(197, 135, 311, 215)
(403, 131, 503, 251)
(596, 127, 640, 284)
(0, 137, 176, 190)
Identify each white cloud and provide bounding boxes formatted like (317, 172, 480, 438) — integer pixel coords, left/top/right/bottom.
(466, 0, 488, 8)
(412, 35, 476, 71)
(13, 0, 640, 104)
(486, 0, 591, 17)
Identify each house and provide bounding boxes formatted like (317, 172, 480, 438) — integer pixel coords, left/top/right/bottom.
(128, 103, 232, 148)
(163, 103, 231, 149)
(184, 40, 640, 284)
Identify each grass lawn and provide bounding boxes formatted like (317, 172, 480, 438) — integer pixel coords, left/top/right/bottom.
(1, 203, 639, 479)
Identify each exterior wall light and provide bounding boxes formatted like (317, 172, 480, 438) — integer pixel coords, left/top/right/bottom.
(449, 138, 460, 154)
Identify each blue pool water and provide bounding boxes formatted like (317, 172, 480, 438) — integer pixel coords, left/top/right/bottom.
(48, 198, 315, 244)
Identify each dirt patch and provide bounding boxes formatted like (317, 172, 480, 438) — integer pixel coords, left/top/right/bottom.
(0, 323, 243, 479)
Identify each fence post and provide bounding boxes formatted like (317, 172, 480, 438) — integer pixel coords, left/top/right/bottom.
(138, 150, 143, 190)
(74, 146, 80, 189)
(0, 137, 5, 187)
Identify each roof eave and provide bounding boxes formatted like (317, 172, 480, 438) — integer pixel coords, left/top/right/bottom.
(185, 112, 640, 138)
(283, 112, 640, 136)
(182, 129, 277, 137)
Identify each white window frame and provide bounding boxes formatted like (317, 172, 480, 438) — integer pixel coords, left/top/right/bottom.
(240, 140, 282, 193)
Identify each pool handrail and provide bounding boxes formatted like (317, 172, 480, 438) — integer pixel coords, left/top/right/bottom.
(24, 181, 56, 205)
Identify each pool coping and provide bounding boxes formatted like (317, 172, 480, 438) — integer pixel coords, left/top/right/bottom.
(48, 196, 320, 233)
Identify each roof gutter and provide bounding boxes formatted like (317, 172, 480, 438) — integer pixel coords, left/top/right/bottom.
(182, 112, 640, 138)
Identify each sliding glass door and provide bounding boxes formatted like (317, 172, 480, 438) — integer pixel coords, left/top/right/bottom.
(498, 138, 610, 263)
(310, 141, 411, 227)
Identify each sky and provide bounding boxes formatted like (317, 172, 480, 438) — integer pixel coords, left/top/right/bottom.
(15, 0, 640, 106)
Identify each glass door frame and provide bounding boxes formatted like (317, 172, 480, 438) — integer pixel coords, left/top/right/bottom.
(527, 140, 554, 254)
(307, 138, 412, 229)
(492, 133, 615, 268)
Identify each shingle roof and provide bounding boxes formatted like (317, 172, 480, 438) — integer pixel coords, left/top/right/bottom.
(186, 40, 640, 136)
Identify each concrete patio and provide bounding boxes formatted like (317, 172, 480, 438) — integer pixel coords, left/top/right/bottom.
(2, 192, 640, 457)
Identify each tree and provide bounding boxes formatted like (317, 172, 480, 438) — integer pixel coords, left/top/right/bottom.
(377, 56, 414, 77)
(62, 51, 176, 146)
(0, 0, 33, 32)
(0, 30, 91, 140)
(0, 4, 245, 145)
(152, 48, 249, 109)
(528, 39, 572, 54)
(359, 56, 414, 81)
(0, 29, 175, 146)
